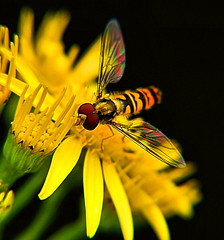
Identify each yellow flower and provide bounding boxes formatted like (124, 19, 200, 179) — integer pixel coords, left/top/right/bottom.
(0, 186, 14, 222)
(17, 8, 79, 93)
(0, 84, 76, 193)
(39, 113, 201, 240)
(0, 9, 201, 240)
(0, 8, 100, 119)
(1, 8, 100, 100)
(111, 135, 202, 239)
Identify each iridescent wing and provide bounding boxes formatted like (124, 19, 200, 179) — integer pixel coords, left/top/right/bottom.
(97, 19, 126, 99)
(110, 121, 186, 168)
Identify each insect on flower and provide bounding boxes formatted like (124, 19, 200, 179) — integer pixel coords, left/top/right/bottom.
(77, 19, 186, 168)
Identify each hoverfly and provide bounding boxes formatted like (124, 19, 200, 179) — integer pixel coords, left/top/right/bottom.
(77, 19, 185, 168)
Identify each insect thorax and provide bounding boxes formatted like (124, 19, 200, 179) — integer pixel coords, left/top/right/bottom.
(93, 98, 117, 123)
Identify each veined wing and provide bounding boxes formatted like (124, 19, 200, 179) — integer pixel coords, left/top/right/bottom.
(97, 19, 126, 99)
(110, 121, 186, 168)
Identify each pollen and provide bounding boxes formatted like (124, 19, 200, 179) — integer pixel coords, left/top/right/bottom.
(16, 113, 58, 152)
(12, 84, 77, 154)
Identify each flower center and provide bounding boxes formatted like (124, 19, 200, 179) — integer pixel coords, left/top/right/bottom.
(14, 112, 58, 153)
(11, 85, 77, 155)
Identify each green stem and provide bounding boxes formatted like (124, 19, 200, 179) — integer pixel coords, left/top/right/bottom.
(0, 161, 22, 192)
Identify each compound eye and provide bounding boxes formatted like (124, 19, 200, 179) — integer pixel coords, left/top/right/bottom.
(78, 103, 95, 115)
(78, 103, 99, 130)
(83, 113, 99, 130)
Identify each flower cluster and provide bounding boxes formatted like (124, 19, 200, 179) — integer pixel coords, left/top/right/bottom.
(0, 8, 202, 240)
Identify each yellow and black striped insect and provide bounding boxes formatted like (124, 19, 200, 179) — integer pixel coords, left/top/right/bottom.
(77, 19, 185, 168)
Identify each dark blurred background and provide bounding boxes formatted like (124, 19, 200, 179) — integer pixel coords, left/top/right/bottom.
(1, 0, 223, 239)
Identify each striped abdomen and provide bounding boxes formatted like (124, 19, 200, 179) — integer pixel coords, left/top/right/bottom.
(113, 86, 162, 115)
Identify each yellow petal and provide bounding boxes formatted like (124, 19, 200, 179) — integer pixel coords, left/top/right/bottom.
(0, 74, 26, 96)
(137, 191, 170, 240)
(39, 136, 82, 199)
(0, 48, 39, 88)
(84, 150, 104, 238)
(18, 8, 36, 61)
(103, 160, 133, 240)
(69, 36, 101, 86)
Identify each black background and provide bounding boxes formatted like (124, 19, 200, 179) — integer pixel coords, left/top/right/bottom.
(1, 1, 224, 239)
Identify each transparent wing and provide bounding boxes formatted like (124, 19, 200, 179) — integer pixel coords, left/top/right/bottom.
(97, 19, 126, 99)
(110, 121, 186, 168)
